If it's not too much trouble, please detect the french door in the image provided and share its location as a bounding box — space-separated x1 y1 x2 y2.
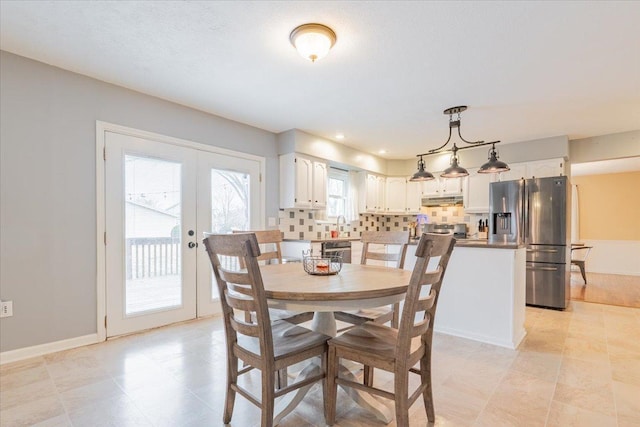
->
104 130 262 337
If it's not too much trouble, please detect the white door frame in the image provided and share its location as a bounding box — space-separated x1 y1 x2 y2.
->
96 121 266 341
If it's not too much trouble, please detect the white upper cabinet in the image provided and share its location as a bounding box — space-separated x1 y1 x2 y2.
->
440 176 463 195
498 162 527 182
526 158 565 178
498 158 565 182
406 179 423 213
463 168 497 213
358 172 386 213
279 153 327 209
421 175 463 197
422 177 440 196
312 161 327 208
384 177 407 214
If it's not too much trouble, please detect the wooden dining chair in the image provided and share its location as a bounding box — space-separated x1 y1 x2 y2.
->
334 230 410 329
232 229 313 325
325 233 456 426
571 245 593 284
203 232 330 427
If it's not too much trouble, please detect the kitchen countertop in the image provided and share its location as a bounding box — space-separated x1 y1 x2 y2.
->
284 237 523 249
453 239 524 249
284 237 361 243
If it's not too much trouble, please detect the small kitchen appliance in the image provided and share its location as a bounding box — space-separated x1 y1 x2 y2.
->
424 223 467 239
489 176 570 309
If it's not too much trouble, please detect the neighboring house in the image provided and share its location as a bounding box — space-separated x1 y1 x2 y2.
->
125 200 179 239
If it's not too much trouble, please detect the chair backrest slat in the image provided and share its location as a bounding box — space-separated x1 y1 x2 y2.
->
361 231 410 269
229 315 261 338
397 233 455 350
218 269 253 287
233 230 283 267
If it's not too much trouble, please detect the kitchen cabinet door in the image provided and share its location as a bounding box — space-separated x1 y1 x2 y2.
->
358 173 386 213
406 179 423 213
498 162 527 182
385 177 406 213
463 168 496 213
295 157 314 207
312 161 328 208
527 158 564 178
422 176 440 196
440 176 463 195
279 153 327 209
376 176 386 212
363 173 378 213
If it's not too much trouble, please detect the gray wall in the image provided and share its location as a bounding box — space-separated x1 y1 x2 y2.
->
0 51 279 352
569 130 640 164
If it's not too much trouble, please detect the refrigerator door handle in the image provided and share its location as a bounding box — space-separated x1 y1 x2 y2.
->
526 265 560 272
523 181 529 242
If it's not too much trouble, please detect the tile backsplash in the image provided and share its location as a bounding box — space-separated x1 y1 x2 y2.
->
279 208 488 240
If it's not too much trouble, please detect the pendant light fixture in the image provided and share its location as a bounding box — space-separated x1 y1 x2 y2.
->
409 155 435 181
289 23 337 62
478 143 510 174
410 106 509 181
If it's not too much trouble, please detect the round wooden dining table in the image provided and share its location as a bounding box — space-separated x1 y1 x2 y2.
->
259 262 414 424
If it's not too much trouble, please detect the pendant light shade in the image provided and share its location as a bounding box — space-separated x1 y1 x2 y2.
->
289 23 337 62
478 144 510 174
409 155 435 182
440 150 469 178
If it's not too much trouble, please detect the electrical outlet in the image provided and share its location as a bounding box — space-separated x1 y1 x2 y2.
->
0 300 13 318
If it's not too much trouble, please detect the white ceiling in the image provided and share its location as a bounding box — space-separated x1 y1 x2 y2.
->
1 1 639 159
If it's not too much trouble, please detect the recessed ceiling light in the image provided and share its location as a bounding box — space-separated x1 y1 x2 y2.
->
378 150 387 154
335 133 345 140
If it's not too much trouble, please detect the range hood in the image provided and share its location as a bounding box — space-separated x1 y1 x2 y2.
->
421 195 464 207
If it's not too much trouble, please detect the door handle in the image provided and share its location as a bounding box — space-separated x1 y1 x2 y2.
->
188 242 197 249
526 265 558 271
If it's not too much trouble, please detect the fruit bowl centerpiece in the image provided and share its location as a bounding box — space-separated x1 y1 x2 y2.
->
302 251 343 276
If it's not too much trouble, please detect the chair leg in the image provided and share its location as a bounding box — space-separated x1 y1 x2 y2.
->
391 302 400 329
326 346 338 425
223 356 238 423
262 368 275 427
321 352 330 424
394 370 410 427
276 369 288 389
363 365 374 387
420 355 435 423
579 263 587 284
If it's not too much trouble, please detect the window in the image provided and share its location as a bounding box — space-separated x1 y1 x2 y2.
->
327 168 348 218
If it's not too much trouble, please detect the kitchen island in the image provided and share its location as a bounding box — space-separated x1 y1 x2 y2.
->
282 237 527 349
406 240 527 349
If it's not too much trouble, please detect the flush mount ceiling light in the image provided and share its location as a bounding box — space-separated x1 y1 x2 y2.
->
410 106 509 181
289 23 337 62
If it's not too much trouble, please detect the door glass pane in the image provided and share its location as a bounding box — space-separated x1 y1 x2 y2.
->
124 155 182 314
210 169 250 298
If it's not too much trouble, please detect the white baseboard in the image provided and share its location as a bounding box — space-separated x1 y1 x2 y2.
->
434 325 526 350
0 334 100 365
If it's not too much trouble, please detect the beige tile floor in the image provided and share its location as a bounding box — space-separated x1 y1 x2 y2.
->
1 301 639 427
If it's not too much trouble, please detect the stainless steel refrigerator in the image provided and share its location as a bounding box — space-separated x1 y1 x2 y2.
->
489 176 570 309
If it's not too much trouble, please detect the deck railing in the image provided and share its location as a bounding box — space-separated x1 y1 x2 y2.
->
126 237 240 280
126 237 181 280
